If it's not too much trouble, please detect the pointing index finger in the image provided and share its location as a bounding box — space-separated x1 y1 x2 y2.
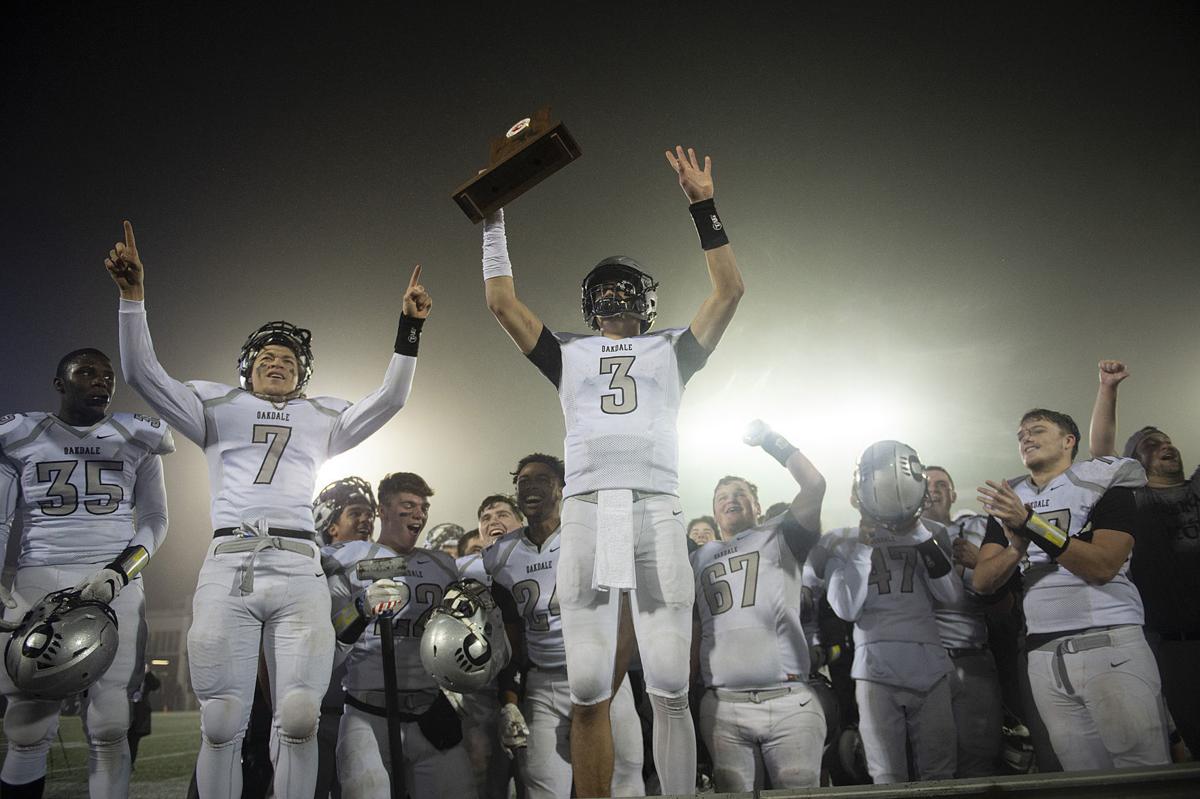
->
408 264 422 289
123 220 137 250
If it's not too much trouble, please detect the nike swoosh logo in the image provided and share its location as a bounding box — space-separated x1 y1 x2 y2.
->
672 510 683 516
549 546 560 553
1049 485 1061 491
1110 659 1130 668
96 434 112 439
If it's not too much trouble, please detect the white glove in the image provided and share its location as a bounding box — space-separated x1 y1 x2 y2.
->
498 702 529 756
362 578 406 618
75 567 126 604
743 418 772 447
0 583 19 632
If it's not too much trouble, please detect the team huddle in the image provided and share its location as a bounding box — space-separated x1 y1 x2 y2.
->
0 146 1195 799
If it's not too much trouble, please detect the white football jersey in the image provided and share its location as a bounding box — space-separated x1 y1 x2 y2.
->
529 327 707 496
326 540 459 692
984 457 1147 634
456 552 491 586
691 513 810 690
0 411 174 566
484 527 565 669
932 514 989 649
824 522 957 691
119 301 414 532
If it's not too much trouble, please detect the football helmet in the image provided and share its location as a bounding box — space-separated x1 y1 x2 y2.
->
419 579 510 693
424 522 465 553
580 257 658 334
237 320 314 395
313 477 377 539
4 589 119 701
854 440 928 529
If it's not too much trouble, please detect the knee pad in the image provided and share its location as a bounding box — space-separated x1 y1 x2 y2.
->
569 674 614 706
3 701 59 748
638 639 691 696
276 689 319 742
83 688 131 743
201 697 248 746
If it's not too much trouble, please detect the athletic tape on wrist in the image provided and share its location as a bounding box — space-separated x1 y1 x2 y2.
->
111 545 149 583
482 211 514 280
394 314 423 356
1023 510 1071 558
688 198 729 250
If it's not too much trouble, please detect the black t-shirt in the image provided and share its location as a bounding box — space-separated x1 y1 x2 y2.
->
1129 468 1200 636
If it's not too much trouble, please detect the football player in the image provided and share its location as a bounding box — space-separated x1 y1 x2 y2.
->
686 516 718 547
104 221 429 798
481 146 743 796
484 453 644 798
692 421 825 791
312 477 378 798
922 466 1003 776
818 442 960 783
1088 361 1200 758
974 408 1170 770
458 494 523 799
0 348 173 798
325 472 473 797
315 476 378 545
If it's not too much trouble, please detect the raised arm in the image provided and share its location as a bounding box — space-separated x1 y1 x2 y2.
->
1089 360 1128 458
482 210 545 354
665 146 745 353
743 419 824 559
328 264 428 455
106 221 206 444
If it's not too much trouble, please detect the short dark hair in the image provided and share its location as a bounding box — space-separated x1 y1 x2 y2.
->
511 453 566 487
925 465 953 488
1020 409 1081 461
378 472 434 506
56 348 111 381
714 475 759 503
457 528 481 558
477 494 523 522
687 515 717 533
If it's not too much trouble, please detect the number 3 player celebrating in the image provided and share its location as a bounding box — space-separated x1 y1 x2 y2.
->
105 221 430 798
482 146 744 796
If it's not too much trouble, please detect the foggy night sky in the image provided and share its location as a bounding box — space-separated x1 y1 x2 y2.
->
2 2 1196 611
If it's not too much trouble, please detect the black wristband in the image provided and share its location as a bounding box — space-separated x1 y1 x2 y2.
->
688 198 730 250
1021 510 1071 560
394 314 424 356
762 432 798 468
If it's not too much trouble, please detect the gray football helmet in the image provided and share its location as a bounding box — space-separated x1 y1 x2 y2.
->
419 579 510 693
854 440 928 529
4 589 119 700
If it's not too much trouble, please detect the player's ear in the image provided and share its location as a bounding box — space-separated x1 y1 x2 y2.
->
52 376 65 395
849 486 860 510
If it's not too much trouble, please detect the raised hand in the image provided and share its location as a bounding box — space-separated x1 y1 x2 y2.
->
104 220 145 300
403 264 432 319
743 419 772 447
1098 360 1130 389
664 146 715 203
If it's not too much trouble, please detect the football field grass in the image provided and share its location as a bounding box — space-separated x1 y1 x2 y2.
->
0 711 200 798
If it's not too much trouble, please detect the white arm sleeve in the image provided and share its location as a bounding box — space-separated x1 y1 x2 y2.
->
118 299 206 445
826 542 873 623
327 354 416 457
129 455 169 557
926 568 965 605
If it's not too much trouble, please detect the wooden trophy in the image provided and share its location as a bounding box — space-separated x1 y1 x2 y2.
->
452 107 581 223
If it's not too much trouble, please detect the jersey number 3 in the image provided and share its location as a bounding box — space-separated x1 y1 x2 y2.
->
599 356 638 415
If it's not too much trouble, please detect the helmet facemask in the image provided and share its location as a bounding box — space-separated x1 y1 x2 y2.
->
580 258 658 334
237 321 314 399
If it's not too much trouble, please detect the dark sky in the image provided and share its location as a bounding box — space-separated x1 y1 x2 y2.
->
3 2 1197 610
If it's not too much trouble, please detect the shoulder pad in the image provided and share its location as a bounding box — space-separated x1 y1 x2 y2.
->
304 396 352 416
112 412 176 455
648 326 689 342
0 413 41 450
185 380 241 402
555 330 589 346
1070 457 1147 491
330 539 375 567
